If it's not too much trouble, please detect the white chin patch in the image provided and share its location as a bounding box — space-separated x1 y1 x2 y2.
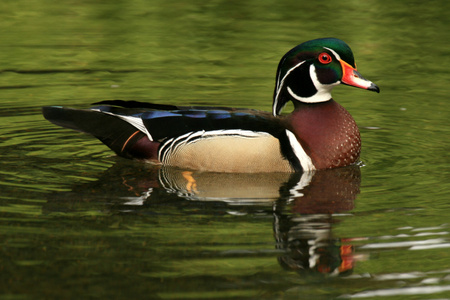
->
287 64 338 103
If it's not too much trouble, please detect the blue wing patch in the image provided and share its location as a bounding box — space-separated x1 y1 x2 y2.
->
142 111 183 119
105 107 282 142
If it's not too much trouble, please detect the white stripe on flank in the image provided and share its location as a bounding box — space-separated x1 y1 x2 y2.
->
158 130 271 163
165 130 205 161
158 136 175 163
285 129 315 171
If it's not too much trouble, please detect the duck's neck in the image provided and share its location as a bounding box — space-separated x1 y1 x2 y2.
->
287 100 361 169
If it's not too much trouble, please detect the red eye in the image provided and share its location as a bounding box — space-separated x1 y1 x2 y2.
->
318 52 332 64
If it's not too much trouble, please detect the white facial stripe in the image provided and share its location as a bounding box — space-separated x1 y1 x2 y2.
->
274 47 344 113
286 86 303 101
273 60 306 116
286 64 336 103
275 57 288 91
285 130 316 171
323 47 341 61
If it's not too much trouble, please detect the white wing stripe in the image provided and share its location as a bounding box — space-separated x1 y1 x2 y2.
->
98 111 153 141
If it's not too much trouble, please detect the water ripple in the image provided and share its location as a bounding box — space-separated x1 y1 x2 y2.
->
345 285 450 298
360 238 446 250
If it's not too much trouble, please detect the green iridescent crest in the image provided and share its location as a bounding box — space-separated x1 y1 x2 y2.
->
278 38 355 81
272 38 362 116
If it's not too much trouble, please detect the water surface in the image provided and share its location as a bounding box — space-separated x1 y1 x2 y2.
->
1 0 449 299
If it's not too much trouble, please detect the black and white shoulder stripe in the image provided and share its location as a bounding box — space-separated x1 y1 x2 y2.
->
285 130 315 172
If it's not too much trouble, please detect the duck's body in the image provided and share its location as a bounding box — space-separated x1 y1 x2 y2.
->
43 38 379 173
286 100 361 170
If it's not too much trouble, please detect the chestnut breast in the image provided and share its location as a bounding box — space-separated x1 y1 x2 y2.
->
286 100 361 169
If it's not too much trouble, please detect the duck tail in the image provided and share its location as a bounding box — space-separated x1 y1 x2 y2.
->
42 106 158 160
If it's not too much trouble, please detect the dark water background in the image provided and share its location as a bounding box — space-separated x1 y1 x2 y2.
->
0 1 449 299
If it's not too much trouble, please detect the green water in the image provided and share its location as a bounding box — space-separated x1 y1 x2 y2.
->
1 0 449 299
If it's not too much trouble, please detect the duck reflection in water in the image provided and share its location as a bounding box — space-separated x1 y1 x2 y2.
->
160 165 362 276
273 165 361 276
45 162 363 276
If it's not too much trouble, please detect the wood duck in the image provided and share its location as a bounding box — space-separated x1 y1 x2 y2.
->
43 38 379 173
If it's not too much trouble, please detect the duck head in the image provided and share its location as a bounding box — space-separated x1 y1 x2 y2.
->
273 38 379 116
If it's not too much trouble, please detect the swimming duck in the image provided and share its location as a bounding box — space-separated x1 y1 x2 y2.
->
43 38 379 173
